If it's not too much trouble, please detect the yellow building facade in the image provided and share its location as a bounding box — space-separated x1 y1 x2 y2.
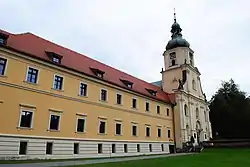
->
0 31 175 160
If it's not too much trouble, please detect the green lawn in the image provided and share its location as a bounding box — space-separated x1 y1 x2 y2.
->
66 148 250 167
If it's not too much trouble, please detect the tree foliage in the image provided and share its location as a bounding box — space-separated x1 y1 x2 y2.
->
209 79 250 139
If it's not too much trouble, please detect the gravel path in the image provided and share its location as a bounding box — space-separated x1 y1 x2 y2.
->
0 153 193 167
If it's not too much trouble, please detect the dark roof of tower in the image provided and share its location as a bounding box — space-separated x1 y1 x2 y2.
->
165 13 190 50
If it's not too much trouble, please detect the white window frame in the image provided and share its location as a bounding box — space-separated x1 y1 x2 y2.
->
18 109 35 129
75 114 87 133
79 81 88 97
132 97 138 109
0 56 8 76
48 111 62 131
115 120 123 135
145 101 150 112
157 105 161 114
98 118 107 135
52 74 64 91
131 123 138 137
116 93 123 105
145 125 151 137
25 65 40 84
100 88 108 102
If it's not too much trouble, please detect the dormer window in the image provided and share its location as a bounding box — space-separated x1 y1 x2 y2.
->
0 33 9 45
145 88 157 96
90 67 105 78
120 79 133 88
45 51 63 64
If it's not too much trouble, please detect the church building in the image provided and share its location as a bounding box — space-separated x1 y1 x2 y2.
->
153 13 212 148
0 13 211 160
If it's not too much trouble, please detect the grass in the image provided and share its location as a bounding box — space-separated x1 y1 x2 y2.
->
65 148 250 167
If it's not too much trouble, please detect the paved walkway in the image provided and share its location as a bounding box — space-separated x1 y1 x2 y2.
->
0 153 193 167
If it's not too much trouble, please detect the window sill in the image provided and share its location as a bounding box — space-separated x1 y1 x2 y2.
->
17 127 33 130
132 135 138 137
131 107 138 110
115 134 122 136
98 133 107 135
115 103 123 106
23 80 38 85
47 129 60 132
78 94 88 98
51 88 64 92
75 131 86 134
99 100 108 103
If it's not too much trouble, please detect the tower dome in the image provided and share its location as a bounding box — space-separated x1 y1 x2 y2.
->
166 13 190 50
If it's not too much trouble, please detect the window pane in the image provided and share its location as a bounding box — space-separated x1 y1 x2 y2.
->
19 141 28 155
49 115 60 130
20 111 33 128
46 142 53 154
0 58 7 75
77 119 85 132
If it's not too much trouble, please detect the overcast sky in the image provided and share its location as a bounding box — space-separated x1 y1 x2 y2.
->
1 0 250 100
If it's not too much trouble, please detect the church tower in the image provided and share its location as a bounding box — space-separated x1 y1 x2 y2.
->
161 12 212 148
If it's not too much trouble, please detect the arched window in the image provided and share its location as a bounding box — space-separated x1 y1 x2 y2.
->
184 104 188 116
192 79 196 90
196 108 199 118
204 111 207 121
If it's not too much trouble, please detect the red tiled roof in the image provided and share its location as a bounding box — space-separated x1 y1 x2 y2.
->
0 29 176 105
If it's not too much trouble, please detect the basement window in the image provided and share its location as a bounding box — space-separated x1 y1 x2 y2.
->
98 144 103 153
19 141 28 155
112 144 116 153
149 144 152 152
46 142 53 155
124 144 128 153
74 143 79 154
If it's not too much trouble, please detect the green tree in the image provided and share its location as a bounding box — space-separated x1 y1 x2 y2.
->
209 79 250 139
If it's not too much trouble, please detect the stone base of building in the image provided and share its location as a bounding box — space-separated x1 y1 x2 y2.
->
0 134 173 160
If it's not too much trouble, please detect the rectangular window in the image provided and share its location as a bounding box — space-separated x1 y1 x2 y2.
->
26 67 38 83
132 125 137 136
79 82 87 96
0 38 4 45
157 106 160 114
137 144 140 152
146 127 150 137
98 143 102 153
112 144 116 153
149 144 152 152
132 98 137 108
124 144 128 153
158 128 162 137
161 144 164 151
146 102 149 111
0 57 7 75
74 143 79 154
53 75 63 90
116 94 122 104
168 129 171 138
19 111 33 128
99 121 106 134
116 123 121 135
100 89 107 101
167 108 170 116
46 142 53 155
77 118 85 132
19 141 28 155
49 114 60 130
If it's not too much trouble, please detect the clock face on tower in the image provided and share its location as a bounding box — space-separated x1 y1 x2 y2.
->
169 52 176 59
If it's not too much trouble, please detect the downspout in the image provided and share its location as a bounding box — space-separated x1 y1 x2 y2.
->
171 102 177 153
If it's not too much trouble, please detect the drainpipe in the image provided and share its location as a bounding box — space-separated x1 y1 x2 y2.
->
171 103 177 153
